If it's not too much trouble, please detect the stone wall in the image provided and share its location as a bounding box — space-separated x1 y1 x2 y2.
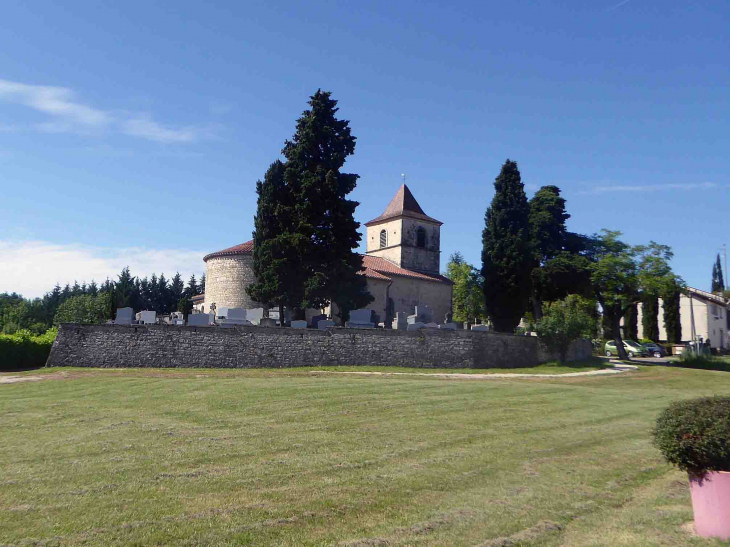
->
204 255 260 311
47 324 592 370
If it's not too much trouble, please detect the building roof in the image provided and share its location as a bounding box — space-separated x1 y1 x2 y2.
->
203 240 254 262
359 255 452 284
364 184 442 226
687 287 729 306
191 294 205 302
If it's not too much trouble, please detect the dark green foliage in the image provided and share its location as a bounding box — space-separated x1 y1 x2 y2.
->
169 273 185 311
199 274 206 294
535 296 596 362
625 303 638 340
177 297 192 321
663 284 682 343
282 90 371 313
0 328 57 370
446 253 487 325
641 295 659 341
529 185 569 263
653 396 730 477
185 274 198 299
531 252 593 306
602 312 615 340
712 254 725 293
53 293 112 325
481 160 532 332
115 267 136 309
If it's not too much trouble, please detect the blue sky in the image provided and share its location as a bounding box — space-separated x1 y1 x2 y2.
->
1 0 728 298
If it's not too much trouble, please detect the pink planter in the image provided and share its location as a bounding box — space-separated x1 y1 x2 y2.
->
689 471 730 539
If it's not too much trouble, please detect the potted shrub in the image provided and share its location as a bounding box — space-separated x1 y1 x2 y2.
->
652 396 730 539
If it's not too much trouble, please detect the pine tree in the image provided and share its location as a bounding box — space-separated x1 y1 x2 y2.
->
148 274 158 311
481 160 532 332
246 159 304 319
61 284 72 304
198 274 205 295
116 267 136 309
87 280 98 297
157 273 170 313
71 281 82 297
185 274 198 299
280 90 371 318
712 254 725 293
641 294 660 342
663 284 682 343
169 273 185 310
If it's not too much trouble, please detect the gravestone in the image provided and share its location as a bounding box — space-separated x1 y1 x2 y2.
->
188 313 214 327
115 307 134 325
346 309 375 329
424 322 440 329
392 312 408 330
317 320 336 330
139 311 157 325
221 320 252 328
471 325 489 332
225 308 248 325
246 308 264 325
311 314 327 329
290 320 308 329
259 317 277 328
407 305 432 324
407 322 425 331
439 322 457 330
217 307 229 319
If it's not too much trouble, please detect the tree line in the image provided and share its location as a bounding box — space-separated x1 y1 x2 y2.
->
448 159 685 361
0 269 205 334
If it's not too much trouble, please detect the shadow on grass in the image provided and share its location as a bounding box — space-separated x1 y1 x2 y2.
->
0 364 45 374
670 355 730 373
541 356 613 370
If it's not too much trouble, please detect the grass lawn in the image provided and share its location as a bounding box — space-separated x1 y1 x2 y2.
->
2 365 730 546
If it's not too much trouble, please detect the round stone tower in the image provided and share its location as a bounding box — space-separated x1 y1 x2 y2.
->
203 240 260 311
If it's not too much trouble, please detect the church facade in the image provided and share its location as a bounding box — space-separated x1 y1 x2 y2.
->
199 184 453 325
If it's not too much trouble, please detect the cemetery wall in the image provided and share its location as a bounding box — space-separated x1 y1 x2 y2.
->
47 324 592 370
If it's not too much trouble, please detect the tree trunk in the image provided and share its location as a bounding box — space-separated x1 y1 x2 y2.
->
532 294 543 322
278 303 285 327
612 312 629 360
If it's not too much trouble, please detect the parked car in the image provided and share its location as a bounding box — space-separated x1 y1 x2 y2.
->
605 340 649 358
643 342 666 358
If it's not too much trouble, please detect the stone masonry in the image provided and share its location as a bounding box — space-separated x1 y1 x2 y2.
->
204 255 260 311
47 324 592 370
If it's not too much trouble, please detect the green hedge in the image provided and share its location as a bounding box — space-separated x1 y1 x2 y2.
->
0 328 57 370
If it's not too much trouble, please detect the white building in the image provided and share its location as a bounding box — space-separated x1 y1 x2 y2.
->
637 287 729 349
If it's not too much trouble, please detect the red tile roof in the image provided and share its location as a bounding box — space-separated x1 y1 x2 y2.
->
359 255 452 284
365 184 442 226
203 240 254 262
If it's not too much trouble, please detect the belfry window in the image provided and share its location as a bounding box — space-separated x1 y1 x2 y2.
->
416 227 426 248
379 229 387 248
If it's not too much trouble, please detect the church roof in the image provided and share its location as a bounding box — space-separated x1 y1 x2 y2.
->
360 255 453 285
203 240 254 262
364 184 442 226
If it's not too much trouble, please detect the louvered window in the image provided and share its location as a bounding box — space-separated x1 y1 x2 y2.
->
379 229 387 248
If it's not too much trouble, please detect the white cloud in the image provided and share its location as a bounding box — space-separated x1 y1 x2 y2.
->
0 240 207 299
0 78 214 143
584 182 718 194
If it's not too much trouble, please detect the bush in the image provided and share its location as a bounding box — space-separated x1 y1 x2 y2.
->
0 327 57 370
653 396 730 478
675 353 730 372
536 296 595 362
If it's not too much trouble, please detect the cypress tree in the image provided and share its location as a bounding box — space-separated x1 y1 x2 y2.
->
712 254 725 293
280 90 372 318
663 285 682 343
246 159 305 320
624 303 638 340
641 294 660 341
481 160 532 332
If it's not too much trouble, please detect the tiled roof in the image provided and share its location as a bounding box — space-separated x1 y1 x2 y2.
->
688 287 729 305
359 255 452 284
365 184 442 226
191 294 205 302
203 240 254 262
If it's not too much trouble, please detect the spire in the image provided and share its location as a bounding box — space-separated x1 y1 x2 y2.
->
365 184 442 226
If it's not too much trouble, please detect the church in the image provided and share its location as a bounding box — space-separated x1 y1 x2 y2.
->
197 184 453 325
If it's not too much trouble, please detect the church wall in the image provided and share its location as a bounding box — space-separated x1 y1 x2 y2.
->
365 219 403 264
400 218 440 273
387 277 452 324
48 323 592 370
204 255 260 311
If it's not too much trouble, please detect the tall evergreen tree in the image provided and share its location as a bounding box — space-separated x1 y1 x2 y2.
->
641 295 660 341
280 90 371 318
185 274 198 299
148 273 159 311
663 283 682 344
116 267 136 309
246 160 305 319
481 159 532 331
157 273 170 313
169 273 185 310
198 274 206 295
61 284 72 304
87 280 98 297
71 281 82 297
712 254 725 293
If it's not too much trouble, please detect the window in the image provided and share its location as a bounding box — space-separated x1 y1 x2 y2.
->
416 227 426 248
379 229 387 248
